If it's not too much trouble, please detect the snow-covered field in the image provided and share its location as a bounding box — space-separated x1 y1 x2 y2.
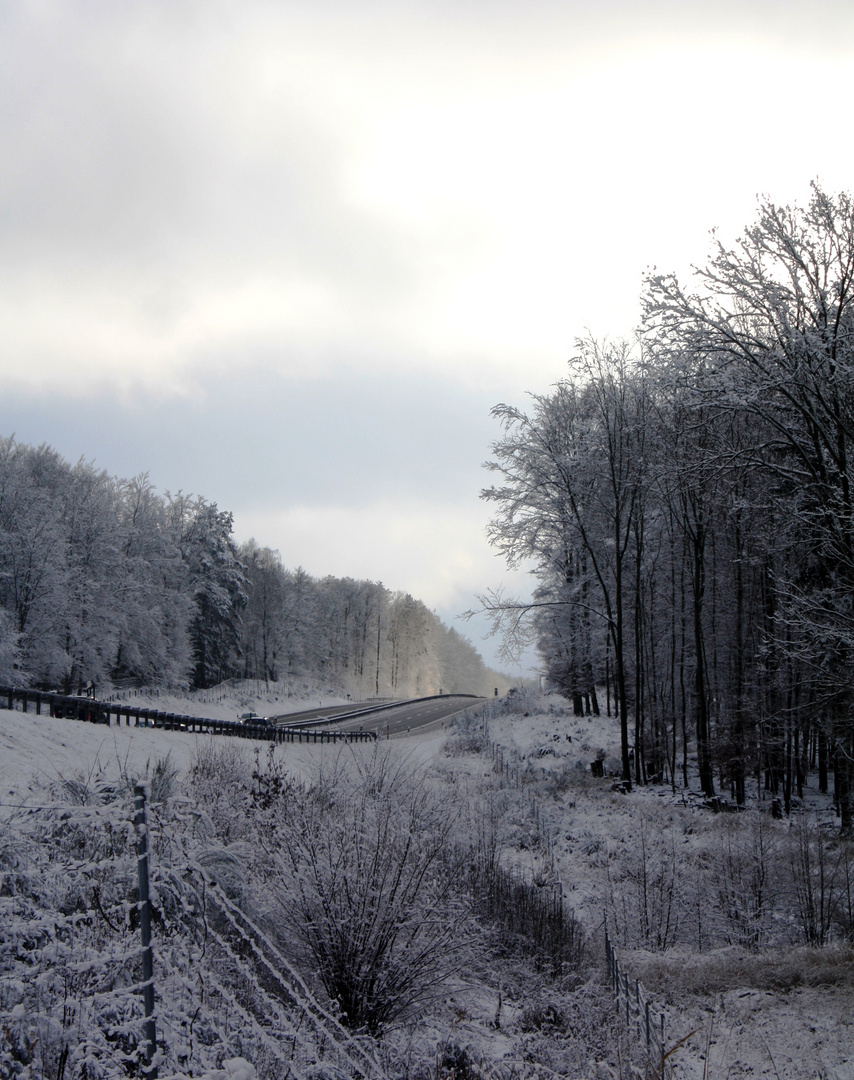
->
2 685 853 1078
0 683 342 806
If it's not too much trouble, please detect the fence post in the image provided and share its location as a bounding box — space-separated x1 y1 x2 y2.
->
134 784 157 1076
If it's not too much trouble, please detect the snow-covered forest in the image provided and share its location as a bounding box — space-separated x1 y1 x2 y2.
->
0 441 505 698
4 185 854 1080
481 185 854 829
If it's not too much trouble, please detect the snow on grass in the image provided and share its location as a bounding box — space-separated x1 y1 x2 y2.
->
3 683 854 1077
468 690 854 1080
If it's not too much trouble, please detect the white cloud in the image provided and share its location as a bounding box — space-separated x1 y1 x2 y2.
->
3 3 853 396
233 497 499 611
2 0 853 674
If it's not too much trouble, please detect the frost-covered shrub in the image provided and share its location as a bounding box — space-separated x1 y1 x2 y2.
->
257 746 476 1035
436 1042 483 1080
445 711 487 755
519 1000 567 1032
497 688 549 717
186 739 252 842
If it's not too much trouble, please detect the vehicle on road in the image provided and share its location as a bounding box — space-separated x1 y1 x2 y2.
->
238 711 272 727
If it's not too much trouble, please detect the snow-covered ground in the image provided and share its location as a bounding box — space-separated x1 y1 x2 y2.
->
473 693 854 1080
2 685 853 1078
0 682 445 808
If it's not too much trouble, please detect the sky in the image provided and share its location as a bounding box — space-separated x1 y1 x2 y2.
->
2 0 853 677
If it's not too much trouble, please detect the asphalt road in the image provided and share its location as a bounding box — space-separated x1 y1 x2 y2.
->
334 695 487 737
269 695 486 737
268 702 390 726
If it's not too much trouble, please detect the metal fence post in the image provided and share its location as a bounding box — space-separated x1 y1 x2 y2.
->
134 784 157 1076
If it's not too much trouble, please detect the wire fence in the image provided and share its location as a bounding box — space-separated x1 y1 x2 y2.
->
479 719 690 1080
0 785 386 1080
603 926 679 1080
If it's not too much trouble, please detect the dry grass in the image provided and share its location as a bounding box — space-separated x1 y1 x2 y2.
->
624 943 854 998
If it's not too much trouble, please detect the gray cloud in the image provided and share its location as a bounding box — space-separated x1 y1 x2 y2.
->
0 365 502 510
2 0 853 678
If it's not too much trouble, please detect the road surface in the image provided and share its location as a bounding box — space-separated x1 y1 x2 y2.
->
272 695 486 738
335 695 486 737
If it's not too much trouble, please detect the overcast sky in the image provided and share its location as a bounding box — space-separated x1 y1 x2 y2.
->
2 0 853 676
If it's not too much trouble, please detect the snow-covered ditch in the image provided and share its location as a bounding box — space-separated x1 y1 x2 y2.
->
1 684 852 1078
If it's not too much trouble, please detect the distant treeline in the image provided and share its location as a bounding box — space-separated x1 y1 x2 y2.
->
0 436 505 697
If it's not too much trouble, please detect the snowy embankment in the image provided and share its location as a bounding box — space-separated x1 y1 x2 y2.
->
3 686 854 1078
474 693 854 1080
0 683 331 806
0 682 443 808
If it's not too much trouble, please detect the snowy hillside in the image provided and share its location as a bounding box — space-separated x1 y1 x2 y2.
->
2 689 853 1079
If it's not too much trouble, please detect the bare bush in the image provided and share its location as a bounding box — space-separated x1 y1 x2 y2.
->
709 812 780 950
257 746 477 1035
607 813 681 951
788 813 854 946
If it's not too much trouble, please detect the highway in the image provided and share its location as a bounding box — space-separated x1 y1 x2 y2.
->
269 702 383 726
334 695 486 737
272 695 486 738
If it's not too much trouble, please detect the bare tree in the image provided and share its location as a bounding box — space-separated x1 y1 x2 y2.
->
645 183 854 826
480 340 647 785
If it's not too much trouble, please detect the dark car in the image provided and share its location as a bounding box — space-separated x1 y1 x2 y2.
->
239 712 272 727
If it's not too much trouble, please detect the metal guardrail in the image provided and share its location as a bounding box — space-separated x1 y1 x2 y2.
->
0 687 377 743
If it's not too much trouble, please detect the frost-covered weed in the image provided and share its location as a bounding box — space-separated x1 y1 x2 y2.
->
0 768 386 1080
625 943 854 998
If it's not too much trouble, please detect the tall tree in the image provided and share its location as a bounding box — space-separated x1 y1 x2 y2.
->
174 497 247 689
645 184 854 825
482 341 646 785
